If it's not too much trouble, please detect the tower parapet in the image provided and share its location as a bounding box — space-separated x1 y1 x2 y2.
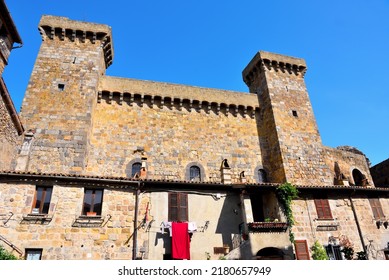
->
243 51 306 93
38 15 113 68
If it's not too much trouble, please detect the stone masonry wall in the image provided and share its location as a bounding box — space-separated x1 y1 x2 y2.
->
292 193 389 259
370 158 389 187
0 182 150 260
0 94 20 170
324 146 374 186
87 94 263 182
19 22 108 174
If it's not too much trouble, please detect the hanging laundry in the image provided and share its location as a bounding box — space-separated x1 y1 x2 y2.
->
172 222 190 260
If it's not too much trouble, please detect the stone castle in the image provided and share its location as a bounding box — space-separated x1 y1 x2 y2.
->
1 9 388 260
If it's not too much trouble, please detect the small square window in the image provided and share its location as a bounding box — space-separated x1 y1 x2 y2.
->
25 249 42 260
58 83 65 91
82 189 103 216
292 110 298 117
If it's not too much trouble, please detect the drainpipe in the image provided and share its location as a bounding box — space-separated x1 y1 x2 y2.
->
349 192 367 258
132 182 141 260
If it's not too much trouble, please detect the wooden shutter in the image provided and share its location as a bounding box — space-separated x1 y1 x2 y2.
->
295 240 310 260
314 199 332 219
168 193 188 221
369 198 384 219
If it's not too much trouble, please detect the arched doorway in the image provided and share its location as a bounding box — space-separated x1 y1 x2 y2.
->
255 247 285 260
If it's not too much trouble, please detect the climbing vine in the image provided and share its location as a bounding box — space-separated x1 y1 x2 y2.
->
276 182 299 243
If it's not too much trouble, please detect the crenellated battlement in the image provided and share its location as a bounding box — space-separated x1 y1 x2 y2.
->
98 76 259 117
38 15 113 68
242 51 306 89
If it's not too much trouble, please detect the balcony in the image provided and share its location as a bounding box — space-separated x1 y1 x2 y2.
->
247 222 288 233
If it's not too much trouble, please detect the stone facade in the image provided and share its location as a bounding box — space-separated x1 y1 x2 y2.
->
371 158 389 187
0 84 21 170
0 0 24 170
0 14 388 260
293 191 389 260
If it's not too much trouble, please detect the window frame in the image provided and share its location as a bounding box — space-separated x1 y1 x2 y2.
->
257 169 268 183
325 245 343 260
25 248 43 260
189 165 201 182
82 188 103 216
314 198 333 220
131 162 142 178
168 192 188 222
32 186 53 214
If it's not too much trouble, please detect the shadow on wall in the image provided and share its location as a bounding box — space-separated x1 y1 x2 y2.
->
215 193 252 257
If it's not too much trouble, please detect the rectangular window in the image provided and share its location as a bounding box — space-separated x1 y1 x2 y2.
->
82 189 103 216
314 199 333 219
25 249 42 260
32 186 53 214
294 240 310 260
168 192 188 222
369 198 385 219
325 245 343 260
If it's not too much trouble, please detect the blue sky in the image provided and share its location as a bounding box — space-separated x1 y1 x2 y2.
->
3 0 389 166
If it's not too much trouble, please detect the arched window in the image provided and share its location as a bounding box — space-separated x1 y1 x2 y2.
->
189 166 201 182
132 162 142 178
258 169 268 183
352 169 364 186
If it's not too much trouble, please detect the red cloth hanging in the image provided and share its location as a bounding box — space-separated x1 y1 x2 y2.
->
172 222 190 260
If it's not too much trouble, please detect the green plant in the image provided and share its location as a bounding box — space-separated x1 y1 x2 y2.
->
205 252 211 260
276 182 299 243
311 240 329 260
0 245 18 260
341 247 354 260
356 251 367 260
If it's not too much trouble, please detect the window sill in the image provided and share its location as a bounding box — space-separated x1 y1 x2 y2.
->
72 215 104 228
21 214 52 224
78 215 102 219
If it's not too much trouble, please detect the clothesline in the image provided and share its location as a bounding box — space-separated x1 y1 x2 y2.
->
160 221 197 236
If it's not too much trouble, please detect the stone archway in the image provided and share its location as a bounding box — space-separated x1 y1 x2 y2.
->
255 247 285 260
352 169 364 186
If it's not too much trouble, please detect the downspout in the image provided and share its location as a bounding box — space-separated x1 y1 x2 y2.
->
349 191 367 257
132 181 141 260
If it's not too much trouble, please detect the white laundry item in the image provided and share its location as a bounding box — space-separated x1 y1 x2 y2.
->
160 221 172 236
187 222 197 233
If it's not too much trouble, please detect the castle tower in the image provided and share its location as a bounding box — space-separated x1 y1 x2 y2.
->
243 51 332 185
17 16 113 174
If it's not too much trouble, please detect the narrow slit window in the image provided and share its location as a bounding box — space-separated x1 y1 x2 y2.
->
292 110 298 117
58 83 65 91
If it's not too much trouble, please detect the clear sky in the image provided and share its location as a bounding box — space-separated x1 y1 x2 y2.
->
3 0 389 166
